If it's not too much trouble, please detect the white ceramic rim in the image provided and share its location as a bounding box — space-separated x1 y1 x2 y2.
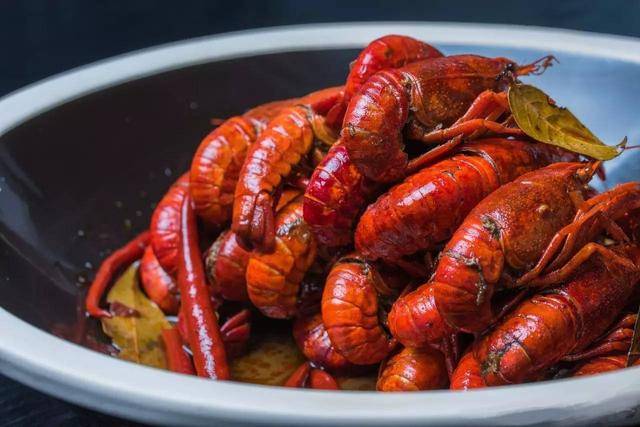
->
2 22 640 426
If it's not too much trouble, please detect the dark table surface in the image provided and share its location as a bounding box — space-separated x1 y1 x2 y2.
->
2 0 640 425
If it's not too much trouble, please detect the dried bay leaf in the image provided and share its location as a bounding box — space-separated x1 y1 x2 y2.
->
230 331 305 386
508 84 623 160
337 375 377 391
101 262 171 369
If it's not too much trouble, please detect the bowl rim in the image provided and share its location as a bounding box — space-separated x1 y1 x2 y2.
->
2 22 640 425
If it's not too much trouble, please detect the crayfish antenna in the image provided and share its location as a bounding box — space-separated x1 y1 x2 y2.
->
627 307 640 367
516 55 558 76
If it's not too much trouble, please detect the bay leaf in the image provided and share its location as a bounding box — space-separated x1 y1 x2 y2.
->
337 375 378 391
101 262 171 369
230 331 305 386
508 84 623 160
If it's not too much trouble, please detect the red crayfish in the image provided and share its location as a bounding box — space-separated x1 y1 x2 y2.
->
232 87 341 251
451 245 640 387
190 98 295 226
342 54 554 182
321 254 407 365
245 195 317 319
304 35 442 247
377 346 448 392
84 33 640 393
356 138 577 264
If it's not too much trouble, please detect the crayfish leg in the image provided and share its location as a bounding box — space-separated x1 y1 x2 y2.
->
405 90 519 146
527 243 637 288
308 369 340 390
284 362 312 387
405 136 464 175
416 118 523 145
452 91 509 125
519 182 640 285
571 355 633 377
442 331 461 378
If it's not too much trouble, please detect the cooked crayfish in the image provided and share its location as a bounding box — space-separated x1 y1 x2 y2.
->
304 143 375 247
430 164 640 334
387 283 460 372
190 98 295 226
377 346 448 391
245 195 317 318
293 312 353 373
205 230 250 302
321 254 407 365
342 54 554 182
85 33 640 392
284 362 339 389
390 166 640 368
356 138 577 263
325 34 443 129
206 189 303 302
304 35 443 247
140 245 179 314
232 87 341 251
564 313 640 376
149 173 190 275
571 355 640 377
452 245 640 387
449 351 485 390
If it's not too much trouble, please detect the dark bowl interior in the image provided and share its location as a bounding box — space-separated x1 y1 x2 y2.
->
1 45 639 351
0 48 358 340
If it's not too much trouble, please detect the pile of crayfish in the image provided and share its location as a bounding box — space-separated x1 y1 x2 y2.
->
86 34 640 391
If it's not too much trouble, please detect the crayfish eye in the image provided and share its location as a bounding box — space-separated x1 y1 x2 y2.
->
496 63 517 84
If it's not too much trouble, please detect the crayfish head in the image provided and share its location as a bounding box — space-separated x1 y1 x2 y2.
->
575 161 602 185
495 55 557 88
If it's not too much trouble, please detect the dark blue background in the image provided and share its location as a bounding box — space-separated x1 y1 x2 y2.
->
3 0 640 97
1 1 639 425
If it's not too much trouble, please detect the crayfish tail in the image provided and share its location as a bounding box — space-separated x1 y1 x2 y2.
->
450 351 486 390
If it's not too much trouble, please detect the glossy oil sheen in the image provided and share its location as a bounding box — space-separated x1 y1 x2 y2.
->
0 49 356 337
0 23 639 426
0 45 639 372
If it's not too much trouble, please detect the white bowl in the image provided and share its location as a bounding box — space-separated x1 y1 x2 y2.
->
2 22 640 426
